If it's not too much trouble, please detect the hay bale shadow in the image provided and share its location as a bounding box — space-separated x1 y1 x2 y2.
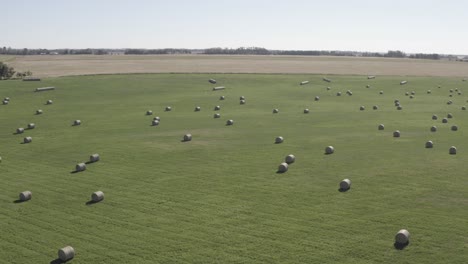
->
394 242 409 250
276 170 286 174
70 170 80 174
85 200 98 206
338 188 349 192
49 258 64 264
13 199 26 203
85 161 94 165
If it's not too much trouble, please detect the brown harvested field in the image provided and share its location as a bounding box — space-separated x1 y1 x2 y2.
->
7 54 468 77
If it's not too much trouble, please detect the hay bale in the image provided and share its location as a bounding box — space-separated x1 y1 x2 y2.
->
16 128 24 134
339 179 351 190
449 94 453 97
304 109 310 114
425 140 433 148
336 92 342 96
214 113 221 118
394 99 400 104
366 85 370 88
195 106 201 111
226 119 234 125
92 191 104 202
36 109 43 115
219 96 225 100
325 146 334 154
214 105 221 110
278 162 288 173
432 115 438 120
89 154 100 162
400 81 407 85
393 130 401 137
23 77 41 81
4 97 10 101
46 100 53 105
378 124 385 130
275 136 284 144
273 108 279 114
379 91 384 94
450 89 454 93
449 146 457 155
212 86 225 91
315 96 320 101
451 125 458 131
442 118 448 123
153 116 160 121
347 91 353 96
430 126 437 132
152 120 160 126
146 110 153 115
323 78 331 83
300 81 309 85
35 87 55 92
462 106 466 110
24 137 32 143
73 120 81 126
326 87 331 90
240 100 246 105
405 92 409 96
209 79 217 84
447 113 453 118
58 246 75 262
427 90 431 94
239 96 245 100
165 106 172 111
19 191 32 201
285 154 295 164
395 229 410 244
411 91 415 95
397 106 403 110
2 100 8 105
183 134 192 141
360 106 365 111
368 76 376 79
76 163 86 172
28 123 35 129
373 105 378 110
410 95 414 99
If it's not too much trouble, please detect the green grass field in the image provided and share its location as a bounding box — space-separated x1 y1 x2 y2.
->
0 74 467 263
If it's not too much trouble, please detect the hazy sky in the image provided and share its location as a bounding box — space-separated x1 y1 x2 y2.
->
4 0 468 54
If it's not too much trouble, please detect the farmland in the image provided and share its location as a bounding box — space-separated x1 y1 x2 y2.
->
0 73 467 263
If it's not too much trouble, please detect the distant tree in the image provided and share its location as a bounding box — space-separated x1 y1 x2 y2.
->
0 62 16 80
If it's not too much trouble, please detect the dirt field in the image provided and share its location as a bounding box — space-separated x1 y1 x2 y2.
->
6 54 468 77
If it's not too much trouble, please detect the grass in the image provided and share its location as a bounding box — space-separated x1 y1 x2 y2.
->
0 74 467 263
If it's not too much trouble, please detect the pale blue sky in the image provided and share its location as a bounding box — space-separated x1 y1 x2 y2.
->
3 0 468 54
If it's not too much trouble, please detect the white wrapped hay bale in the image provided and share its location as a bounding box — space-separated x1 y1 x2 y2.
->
214 113 221 118
451 125 458 131
226 119 234 125
449 146 457 155
278 162 288 173
240 100 246 105
3 100 9 105
24 137 32 143
92 191 104 202
19 191 32 201
339 179 351 190
395 229 410 244
73 120 81 126
165 106 172 111
214 105 221 110
300 81 309 85
393 130 401 137
212 86 225 91
239 96 245 100
378 124 385 130
275 136 284 144
28 123 35 129
325 146 334 154
304 109 310 114
425 140 433 148
58 246 75 262
146 110 153 115
400 81 407 85
273 108 279 113
194 106 201 111
183 134 192 142
36 109 43 115
4 97 10 101
90 154 100 162
16 128 24 134
76 163 86 172
46 100 53 105
153 116 160 121
430 126 437 132
285 154 295 164
152 120 160 126
368 76 376 79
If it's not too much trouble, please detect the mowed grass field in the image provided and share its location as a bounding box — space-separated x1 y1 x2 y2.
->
0 74 467 263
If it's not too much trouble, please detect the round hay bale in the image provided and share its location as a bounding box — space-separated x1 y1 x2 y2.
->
373 105 378 110
395 102 400 106
152 120 160 126
275 136 284 144
304 109 310 114
348 91 353 96
393 130 401 137
462 106 466 110
285 154 295 164
273 108 279 113
450 89 454 93
395 229 410 244
427 90 431 94
409 95 414 99
347 90 353 96
405 92 409 96
240 100 246 105
451 125 458 131
449 94 453 97
58 246 75 262
24 137 32 143
73 120 81 126
4 97 10 101
442 118 448 123
315 96 320 101
36 109 43 115
76 163 86 172
455 88 459 91
449 146 457 155
326 87 331 90
219 95 225 100
359 106 365 111
226 119 234 125
3 100 9 105
214 105 221 110
339 179 351 190
165 106 172 111
397 106 403 110
46 100 53 105
89 154 100 162
432 115 438 120
379 91 384 94
447 113 453 118
19 191 32 201
28 123 35 129
153 116 160 121
447 100 453 105
239 96 245 100
146 110 153 115
458 92 462 95
183 134 192 141
194 106 201 111
394 99 400 104
430 126 437 132
425 140 433 148
336 92 342 96
16 128 24 134
278 162 288 173
91 191 104 202
214 113 221 118
411 91 415 95
366 85 370 88
325 146 334 154
378 124 385 130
